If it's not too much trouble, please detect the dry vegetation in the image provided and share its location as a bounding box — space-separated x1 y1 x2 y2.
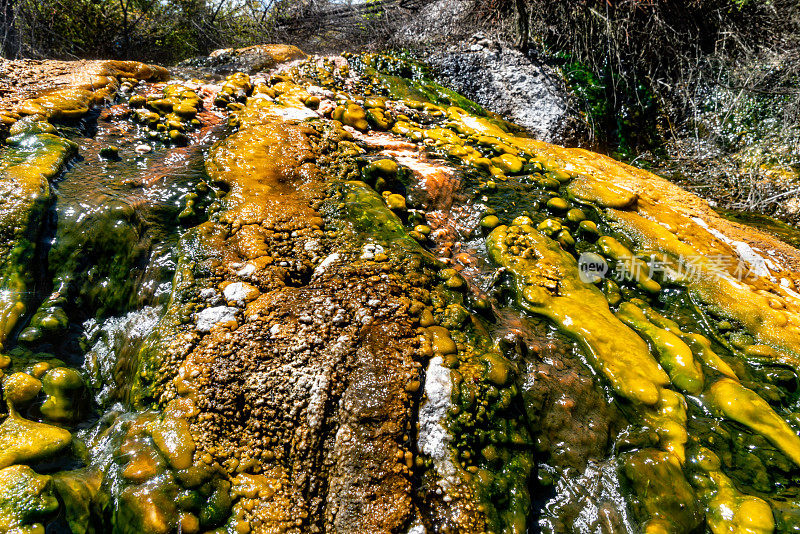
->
0 0 414 62
465 0 800 216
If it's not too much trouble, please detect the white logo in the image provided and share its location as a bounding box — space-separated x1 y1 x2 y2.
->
578 252 608 283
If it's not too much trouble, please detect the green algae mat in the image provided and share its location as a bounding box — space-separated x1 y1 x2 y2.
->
1 47 800 533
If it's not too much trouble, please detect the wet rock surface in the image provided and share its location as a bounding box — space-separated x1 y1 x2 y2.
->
0 59 113 110
1 45 800 534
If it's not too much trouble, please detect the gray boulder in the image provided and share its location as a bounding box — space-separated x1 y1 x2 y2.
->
426 34 573 141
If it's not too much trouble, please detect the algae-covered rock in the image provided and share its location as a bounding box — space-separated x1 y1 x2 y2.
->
546 196 570 212
115 484 177 534
194 44 307 75
366 107 393 130
385 193 406 211
215 73 252 107
427 326 458 356
621 449 702 533
0 133 78 351
0 465 59 533
40 367 85 423
481 353 514 386
99 60 169 82
198 479 232 529
643 306 739 380
642 388 689 464
99 145 120 159
0 408 72 468
342 181 415 246
332 101 369 131
491 153 523 174
362 158 408 193
705 473 775 534
14 48 800 534
617 302 705 395
8 118 56 137
709 378 800 467
128 95 146 108
52 469 103 534
596 235 661 294
18 304 69 343
149 416 195 470
566 175 638 209
688 447 775 534
3 372 42 408
486 222 669 405
480 214 501 230
17 88 94 121
605 208 800 368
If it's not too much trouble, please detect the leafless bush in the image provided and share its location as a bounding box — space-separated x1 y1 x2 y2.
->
2 0 413 61
460 1 797 150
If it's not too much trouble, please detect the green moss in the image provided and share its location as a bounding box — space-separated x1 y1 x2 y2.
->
559 60 661 158
343 52 493 118
199 479 231 528
338 181 417 249
441 322 534 533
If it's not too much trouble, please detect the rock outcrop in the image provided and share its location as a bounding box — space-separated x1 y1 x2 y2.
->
425 34 572 141
1 45 800 533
